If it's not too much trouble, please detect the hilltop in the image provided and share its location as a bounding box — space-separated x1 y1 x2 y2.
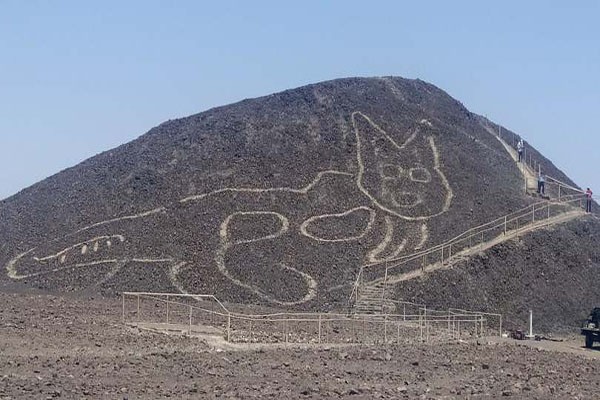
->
0 77 597 331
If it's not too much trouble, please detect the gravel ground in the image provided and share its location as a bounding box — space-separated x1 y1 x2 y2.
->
2 291 600 399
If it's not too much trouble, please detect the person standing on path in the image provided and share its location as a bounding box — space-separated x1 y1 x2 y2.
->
537 172 545 195
517 139 524 163
586 188 593 212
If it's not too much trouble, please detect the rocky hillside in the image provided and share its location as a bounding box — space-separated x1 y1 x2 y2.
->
0 77 596 330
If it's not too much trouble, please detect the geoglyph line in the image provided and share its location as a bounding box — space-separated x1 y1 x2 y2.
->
220 211 290 245
6 111 455 306
366 216 407 263
34 235 125 262
180 170 353 204
299 206 376 242
352 111 454 221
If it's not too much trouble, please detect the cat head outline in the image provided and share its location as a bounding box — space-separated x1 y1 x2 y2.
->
352 111 453 220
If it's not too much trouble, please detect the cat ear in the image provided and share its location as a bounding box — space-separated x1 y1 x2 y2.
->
352 112 453 220
352 112 418 154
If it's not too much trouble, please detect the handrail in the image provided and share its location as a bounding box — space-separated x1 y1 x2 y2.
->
364 194 584 269
350 195 586 307
382 197 583 275
123 291 230 313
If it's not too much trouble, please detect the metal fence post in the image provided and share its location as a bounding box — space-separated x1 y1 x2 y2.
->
166 295 169 324
188 305 192 335
384 315 388 344
318 314 322 344
381 263 388 312
480 315 484 337
558 185 561 200
227 313 231 342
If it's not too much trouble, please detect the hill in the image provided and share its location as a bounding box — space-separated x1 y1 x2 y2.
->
0 77 597 331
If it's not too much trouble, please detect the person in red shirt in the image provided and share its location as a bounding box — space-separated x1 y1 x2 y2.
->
586 188 593 213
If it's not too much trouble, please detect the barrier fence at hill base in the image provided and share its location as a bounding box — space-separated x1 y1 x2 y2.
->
122 292 502 345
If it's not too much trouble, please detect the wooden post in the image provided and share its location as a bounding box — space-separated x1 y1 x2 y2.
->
558 185 561 200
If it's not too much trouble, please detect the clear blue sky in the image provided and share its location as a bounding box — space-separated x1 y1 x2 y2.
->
1 1 598 200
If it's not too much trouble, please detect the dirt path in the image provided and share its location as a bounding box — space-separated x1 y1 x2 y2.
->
2 291 600 399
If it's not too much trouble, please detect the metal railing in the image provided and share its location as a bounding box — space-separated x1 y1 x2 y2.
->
350 195 587 308
122 292 500 344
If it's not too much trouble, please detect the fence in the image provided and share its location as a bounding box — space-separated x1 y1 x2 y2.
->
350 195 587 308
121 292 499 345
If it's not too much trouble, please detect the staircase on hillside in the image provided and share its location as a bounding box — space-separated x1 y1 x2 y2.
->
354 281 395 314
352 204 586 314
350 121 589 315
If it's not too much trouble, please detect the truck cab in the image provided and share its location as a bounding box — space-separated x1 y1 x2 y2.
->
581 307 600 348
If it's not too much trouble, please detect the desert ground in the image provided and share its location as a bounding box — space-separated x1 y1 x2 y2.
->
1 290 600 399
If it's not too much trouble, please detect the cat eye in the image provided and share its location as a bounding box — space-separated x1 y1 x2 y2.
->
379 163 404 179
409 167 432 183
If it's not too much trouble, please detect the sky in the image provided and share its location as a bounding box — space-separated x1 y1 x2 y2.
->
0 1 598 200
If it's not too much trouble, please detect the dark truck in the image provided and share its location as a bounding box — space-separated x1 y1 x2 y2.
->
581 308 600 348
